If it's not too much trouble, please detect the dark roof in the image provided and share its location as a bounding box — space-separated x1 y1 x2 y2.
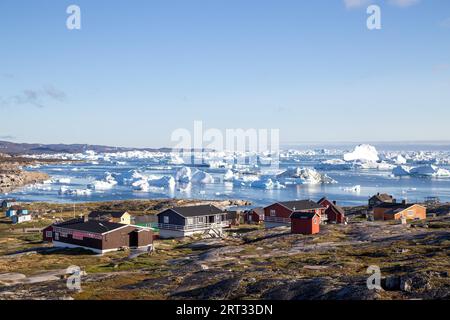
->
291 212 318 219
54 220 126 234
375 202 413 209
165 205 225 218
251 207 265 216
370 193 393 202
133 215 157 224
277 200 323 211
88 211 128 219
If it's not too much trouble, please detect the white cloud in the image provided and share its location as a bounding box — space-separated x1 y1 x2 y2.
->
387 0 420 7
343 0 420 9
344 0 372 9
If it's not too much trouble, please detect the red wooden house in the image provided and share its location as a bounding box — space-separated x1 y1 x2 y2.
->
318 197 346 224
244 207 264 224
264 200 325 229
291 212 320 235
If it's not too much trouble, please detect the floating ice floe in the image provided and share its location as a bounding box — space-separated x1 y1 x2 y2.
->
357 161 395 171
342 185 361 193
392 165 412 177
191 170 214 184
148 176 176 189
59 186 92 196
223 169 237 182
175 167 192 183
394 155 407 165
315 159 353 171
88 172 118 190
250 178 285 189
277 167 337 185
392 164 450 177
344 144 379 162
56 178 71 184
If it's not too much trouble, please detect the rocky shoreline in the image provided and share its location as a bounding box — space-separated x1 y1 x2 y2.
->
0 154 64 194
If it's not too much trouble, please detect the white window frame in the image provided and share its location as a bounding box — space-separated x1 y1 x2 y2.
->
270 210 276 217
163 216 169 224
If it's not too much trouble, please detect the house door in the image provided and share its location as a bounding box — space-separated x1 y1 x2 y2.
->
208 216 215 224
129 231 139 247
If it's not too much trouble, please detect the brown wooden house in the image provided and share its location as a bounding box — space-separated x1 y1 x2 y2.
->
318 197 346 224
373 201 426 221
369 193 394 208
264 200 326 228
43 217 153 254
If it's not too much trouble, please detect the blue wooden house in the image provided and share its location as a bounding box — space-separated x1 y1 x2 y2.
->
2 199 17 209
11 214 32 224
6 206 28 218
157 204 229 238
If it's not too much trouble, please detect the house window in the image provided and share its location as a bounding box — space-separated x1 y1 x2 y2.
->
270 210 276 217
46 231 52 238
197 216 205 224
407 210 414 217
163 216 169 224
187 218 194 225
54 233 59 241
313 217 318 224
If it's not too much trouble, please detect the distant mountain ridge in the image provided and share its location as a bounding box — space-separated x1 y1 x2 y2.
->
0 140 172 155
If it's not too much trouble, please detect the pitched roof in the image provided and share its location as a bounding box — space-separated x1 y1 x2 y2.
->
55 220 126 234
166 205 225 218
133 215 157 224
251 207 265 216
370 193 393 202
375 202 413 209
88 211 128 219
291 212 319 219
277 200 323 212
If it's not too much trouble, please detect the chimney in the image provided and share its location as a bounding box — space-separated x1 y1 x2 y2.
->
402 199 407 205
393 199 397 204
377 192 380 196
83 215 89 223
333 201 337 205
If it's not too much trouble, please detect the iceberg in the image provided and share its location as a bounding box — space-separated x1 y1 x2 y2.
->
392 165 411 177
315 159 353 171
410 165 450 177
191 170 214 184
342 185 361 193
250 178 285 189
148 176 176 189
88 172 118 190
59 186 92 196
395 155 407 165
277 167 337 185
344 144 379 162
223 169 237 182
175 167 192 183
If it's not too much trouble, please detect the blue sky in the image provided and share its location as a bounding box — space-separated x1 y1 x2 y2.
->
1 0 449 148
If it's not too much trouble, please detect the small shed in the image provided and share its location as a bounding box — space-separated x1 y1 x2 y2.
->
291 212 320 235
245 207 265 224
11 214 32 224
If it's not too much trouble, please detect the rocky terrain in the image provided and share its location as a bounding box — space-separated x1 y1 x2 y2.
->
0 205 448 300
0 154 74 193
